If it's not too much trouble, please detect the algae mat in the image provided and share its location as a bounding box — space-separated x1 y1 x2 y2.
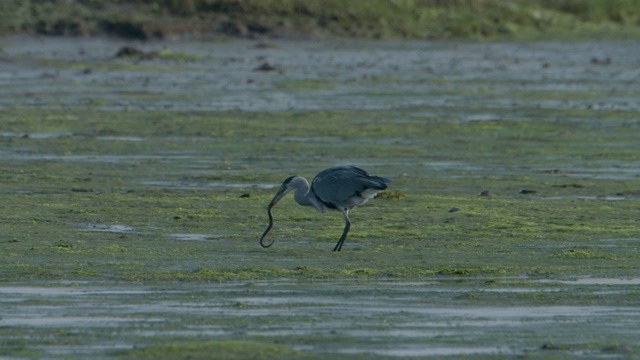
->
1 36 639 358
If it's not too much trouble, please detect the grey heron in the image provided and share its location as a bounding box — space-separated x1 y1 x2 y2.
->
259 165 389 251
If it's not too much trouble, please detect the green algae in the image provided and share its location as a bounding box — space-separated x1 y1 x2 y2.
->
121 340 311 360
1 105 639 283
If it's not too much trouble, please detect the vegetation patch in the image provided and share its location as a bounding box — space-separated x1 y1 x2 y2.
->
2 0 640 39
120 340 311 360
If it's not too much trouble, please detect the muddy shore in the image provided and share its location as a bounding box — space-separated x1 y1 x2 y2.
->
1 35 639 358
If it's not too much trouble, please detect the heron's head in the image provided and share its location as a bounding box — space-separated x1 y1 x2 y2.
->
268 176 298 208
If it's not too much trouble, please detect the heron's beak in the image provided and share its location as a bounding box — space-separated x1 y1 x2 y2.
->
267 184 292 209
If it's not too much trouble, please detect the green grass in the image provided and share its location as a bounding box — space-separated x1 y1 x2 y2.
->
2 0 640 39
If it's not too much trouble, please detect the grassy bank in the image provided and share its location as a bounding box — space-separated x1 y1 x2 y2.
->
1 0 640 40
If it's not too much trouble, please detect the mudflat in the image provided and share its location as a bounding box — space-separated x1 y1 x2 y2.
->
1 36 639 358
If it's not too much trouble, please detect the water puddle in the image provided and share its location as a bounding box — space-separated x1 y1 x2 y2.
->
339 346 512 357
600 238 640 243
542 195 629 201
0 131 74 139
83 224 134 234
142 180 276 190
538 277 640 285
0 132 143 142
96 136 145 142
1 316 154 327
0 286 154 296
166 233 217 241
458 113 502 123
540 165 640 181
1 154 184 163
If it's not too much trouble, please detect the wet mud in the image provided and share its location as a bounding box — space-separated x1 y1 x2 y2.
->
2 279 640 358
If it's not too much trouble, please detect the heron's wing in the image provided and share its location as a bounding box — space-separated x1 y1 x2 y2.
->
311 166 388 209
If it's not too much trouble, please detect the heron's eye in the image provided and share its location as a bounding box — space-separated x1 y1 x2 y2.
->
282 176 296 188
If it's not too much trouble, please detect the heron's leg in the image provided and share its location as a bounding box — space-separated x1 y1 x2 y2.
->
333 209 350 252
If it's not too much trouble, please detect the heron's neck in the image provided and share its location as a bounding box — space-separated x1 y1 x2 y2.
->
292 177 312 206
291 177 324 212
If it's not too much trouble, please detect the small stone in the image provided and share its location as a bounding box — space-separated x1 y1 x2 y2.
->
253 62 282 72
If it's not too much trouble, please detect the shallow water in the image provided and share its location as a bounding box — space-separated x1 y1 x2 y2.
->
1 280 639 358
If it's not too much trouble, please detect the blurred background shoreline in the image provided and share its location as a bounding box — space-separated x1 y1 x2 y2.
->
2 0 640 41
